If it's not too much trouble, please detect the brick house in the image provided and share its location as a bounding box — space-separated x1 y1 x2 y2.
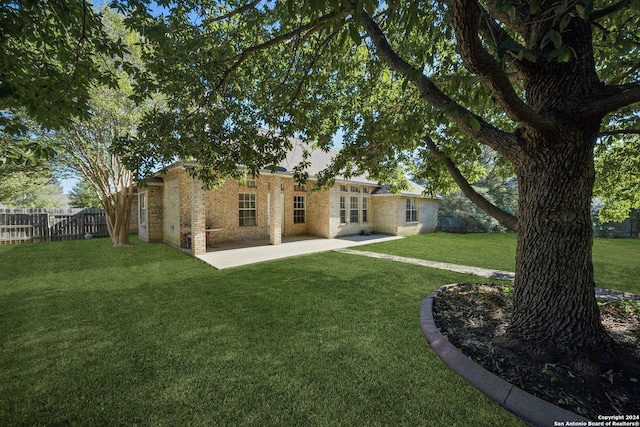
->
137 138 438 256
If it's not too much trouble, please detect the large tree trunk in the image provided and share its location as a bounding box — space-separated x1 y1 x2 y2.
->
506 126 613 367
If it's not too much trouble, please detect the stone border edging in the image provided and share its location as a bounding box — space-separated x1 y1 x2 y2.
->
420 284 590 427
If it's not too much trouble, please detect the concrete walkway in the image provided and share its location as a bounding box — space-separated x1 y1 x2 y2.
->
338 249 640 302
196 234 404 269
336 249 516 281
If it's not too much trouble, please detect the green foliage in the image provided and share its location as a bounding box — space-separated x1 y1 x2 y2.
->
112 0 639 205
594 136 640 222
0 168 65 208
0 1 125 133
69 179 102 208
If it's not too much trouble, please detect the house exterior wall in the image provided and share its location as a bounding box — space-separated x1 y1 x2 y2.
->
329 184 376 238
306 184 330 238
371 196 399 235
129 191 139 234
162 169 191 248
396 197 439 235
138 183 164 243
204 176 273 244
138 164 438 249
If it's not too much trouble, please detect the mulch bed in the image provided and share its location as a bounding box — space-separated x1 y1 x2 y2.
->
432 283 640 419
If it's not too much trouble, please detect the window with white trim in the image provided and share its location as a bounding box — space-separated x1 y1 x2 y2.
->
239 193 256 226
339 196 346 224
350 186 360 193
340 184 347 192
293 196 305 224
139 193 147 224
406 197 418 222
362 197 369 223
294 184 306 192
350 196 359 223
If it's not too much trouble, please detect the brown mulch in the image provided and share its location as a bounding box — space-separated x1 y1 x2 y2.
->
432 283 640 420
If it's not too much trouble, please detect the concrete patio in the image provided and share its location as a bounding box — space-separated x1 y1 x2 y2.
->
195 234 403 269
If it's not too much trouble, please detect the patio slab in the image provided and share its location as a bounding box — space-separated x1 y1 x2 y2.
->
195 234 404 269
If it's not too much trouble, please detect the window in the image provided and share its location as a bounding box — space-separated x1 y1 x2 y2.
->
245 179 257 188
294 196 305 224
339 196 346 224
239 193 256 226
362 187 369 194
406 198 418 222
362 197 368 223
294 184 306 192
139 193 147 224
340 184 347 192
350 186 360 193
350 196 359 223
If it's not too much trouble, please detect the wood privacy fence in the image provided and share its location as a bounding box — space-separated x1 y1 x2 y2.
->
0 208 108 245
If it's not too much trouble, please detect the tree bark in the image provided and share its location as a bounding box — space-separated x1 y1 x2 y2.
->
507 126 613 366
103 188 133 248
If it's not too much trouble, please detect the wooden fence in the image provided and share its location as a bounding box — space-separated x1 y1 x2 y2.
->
0 208 109 245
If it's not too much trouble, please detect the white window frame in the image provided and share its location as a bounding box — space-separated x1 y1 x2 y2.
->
339 195 346 224
406 197 418 223
293 195 305 224
362 197 369 223
350 196 359 223
239 193 257 226
139 193 147 225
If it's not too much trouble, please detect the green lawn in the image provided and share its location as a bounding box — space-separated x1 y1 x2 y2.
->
0 237 522 426
359 232 640 294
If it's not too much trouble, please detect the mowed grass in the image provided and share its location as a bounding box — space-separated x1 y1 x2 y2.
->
0 237 522 426
359 232 640 294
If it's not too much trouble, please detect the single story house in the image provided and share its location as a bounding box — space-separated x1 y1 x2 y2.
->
137 137 438 256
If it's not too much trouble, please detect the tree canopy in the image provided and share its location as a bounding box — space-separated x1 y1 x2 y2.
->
47 8 159 247
113 0 640 364
117 1 639 199
0 0 129 170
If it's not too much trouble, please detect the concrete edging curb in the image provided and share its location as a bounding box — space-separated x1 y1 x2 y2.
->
420 284 590 427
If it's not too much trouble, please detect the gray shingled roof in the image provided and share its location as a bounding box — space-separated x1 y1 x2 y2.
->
277 136 426 197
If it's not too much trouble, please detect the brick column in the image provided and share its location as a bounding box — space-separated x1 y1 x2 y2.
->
270 177 282 245
190 176 206 256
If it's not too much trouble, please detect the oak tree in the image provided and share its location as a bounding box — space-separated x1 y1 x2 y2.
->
118 0 640 368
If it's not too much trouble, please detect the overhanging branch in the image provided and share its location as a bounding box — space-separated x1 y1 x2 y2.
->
212 0 261 22
424 135 518 232
218 10 341 91
357 10 516 157
449 0 552 131
590 0 631 21
583 83 640 118
598 129 640 137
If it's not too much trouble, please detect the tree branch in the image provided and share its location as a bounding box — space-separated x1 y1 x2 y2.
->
449 0 552 130
590 0 631 21
212 0 261 22
598 129 640 137
424 135 518 232
584 83 640 118
357 10 517 158
218 10 340 92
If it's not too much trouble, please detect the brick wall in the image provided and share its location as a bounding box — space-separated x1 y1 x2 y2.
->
138 183 164 243
139 164 438 248
371 196 399 235
396 197 439 235
329 184 376 238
